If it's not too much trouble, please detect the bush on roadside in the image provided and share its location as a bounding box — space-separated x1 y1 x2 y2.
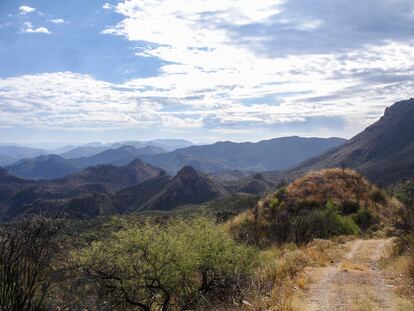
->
354 208 377 230
73 217 257 310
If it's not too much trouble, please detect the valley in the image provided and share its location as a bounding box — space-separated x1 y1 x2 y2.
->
0 99 414 310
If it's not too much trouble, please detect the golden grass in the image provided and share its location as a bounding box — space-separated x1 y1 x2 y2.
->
340 260 369 272
351 295 376 311
395 297 414 311
381 253 414 304
287 168 372 206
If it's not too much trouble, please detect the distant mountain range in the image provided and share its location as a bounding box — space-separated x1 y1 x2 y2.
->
4 137 346 180
1 98 413 220
5 145 166 180
139 136 346 173
0 159 164 219
0 139 193 166
0 145 46 166
285 98 414 186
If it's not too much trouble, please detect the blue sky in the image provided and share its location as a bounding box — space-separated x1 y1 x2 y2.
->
0 0 413 145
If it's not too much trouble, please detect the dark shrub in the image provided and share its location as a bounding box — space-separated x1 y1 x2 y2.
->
354 208 376 230
341 200 360 215
0 215 62 311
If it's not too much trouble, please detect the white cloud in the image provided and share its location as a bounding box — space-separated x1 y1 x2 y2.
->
102 3 113 10
48 18 65 24
22 22 51 34
19 5 36 15
2 0 414 139
97 0 414 133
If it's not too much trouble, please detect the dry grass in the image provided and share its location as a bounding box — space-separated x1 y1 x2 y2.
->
395 297 414 311
231 238 352 311
340 260 369 272
381 253 414 305
351 295 376 311
287 168 372 206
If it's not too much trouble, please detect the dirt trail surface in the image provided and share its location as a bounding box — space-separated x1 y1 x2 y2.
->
303 239 398 311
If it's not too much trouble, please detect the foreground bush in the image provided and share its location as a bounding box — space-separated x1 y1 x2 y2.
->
0 215 62 311
74 217 257 310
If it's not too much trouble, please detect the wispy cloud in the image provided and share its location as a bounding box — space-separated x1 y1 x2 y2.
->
102 3 113 10
48 18 66 24
22 22 51 34
19 5 36 15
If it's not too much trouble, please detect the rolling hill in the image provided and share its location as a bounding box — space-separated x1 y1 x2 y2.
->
70 145 165 168
6 154 78 180
5 145 166 180
9 166 228 218
140 136 347 173
0 159 166 219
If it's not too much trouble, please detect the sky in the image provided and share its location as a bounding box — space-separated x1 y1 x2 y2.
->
0 0 413 146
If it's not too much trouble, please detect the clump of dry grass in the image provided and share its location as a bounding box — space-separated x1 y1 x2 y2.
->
340 260 369 272
351 295 376 311
287 168 372 206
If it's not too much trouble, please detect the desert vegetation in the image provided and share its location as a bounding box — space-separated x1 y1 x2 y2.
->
0 169 412 310
0 215 62 311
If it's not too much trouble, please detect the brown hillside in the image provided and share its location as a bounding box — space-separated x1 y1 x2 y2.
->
227 169 396 246
289 99 414 186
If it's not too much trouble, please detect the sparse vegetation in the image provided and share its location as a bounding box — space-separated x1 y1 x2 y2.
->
0 215 63 311
0 168 409 310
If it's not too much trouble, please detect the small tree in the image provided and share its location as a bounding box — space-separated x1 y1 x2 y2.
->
74 218 257 310
0 215 63 311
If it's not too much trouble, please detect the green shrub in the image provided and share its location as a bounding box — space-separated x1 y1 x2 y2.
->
354 208 376 230
315 201 360 237
73 217 257 310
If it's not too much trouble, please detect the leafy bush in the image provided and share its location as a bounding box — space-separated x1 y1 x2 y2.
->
354 208 377 230
74 217 257 310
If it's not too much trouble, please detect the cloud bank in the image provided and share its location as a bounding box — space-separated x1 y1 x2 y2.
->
1 0 414 141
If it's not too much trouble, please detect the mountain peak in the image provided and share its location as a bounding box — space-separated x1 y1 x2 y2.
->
383 98 414 118
290 98 414 186
177 165 197 176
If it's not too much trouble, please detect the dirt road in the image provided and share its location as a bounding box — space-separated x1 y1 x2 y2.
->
303 239 398 311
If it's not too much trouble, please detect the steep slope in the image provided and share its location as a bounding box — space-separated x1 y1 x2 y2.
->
141 166 227 211
6 154 78 180
140 137 346 173
291 99 414 186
